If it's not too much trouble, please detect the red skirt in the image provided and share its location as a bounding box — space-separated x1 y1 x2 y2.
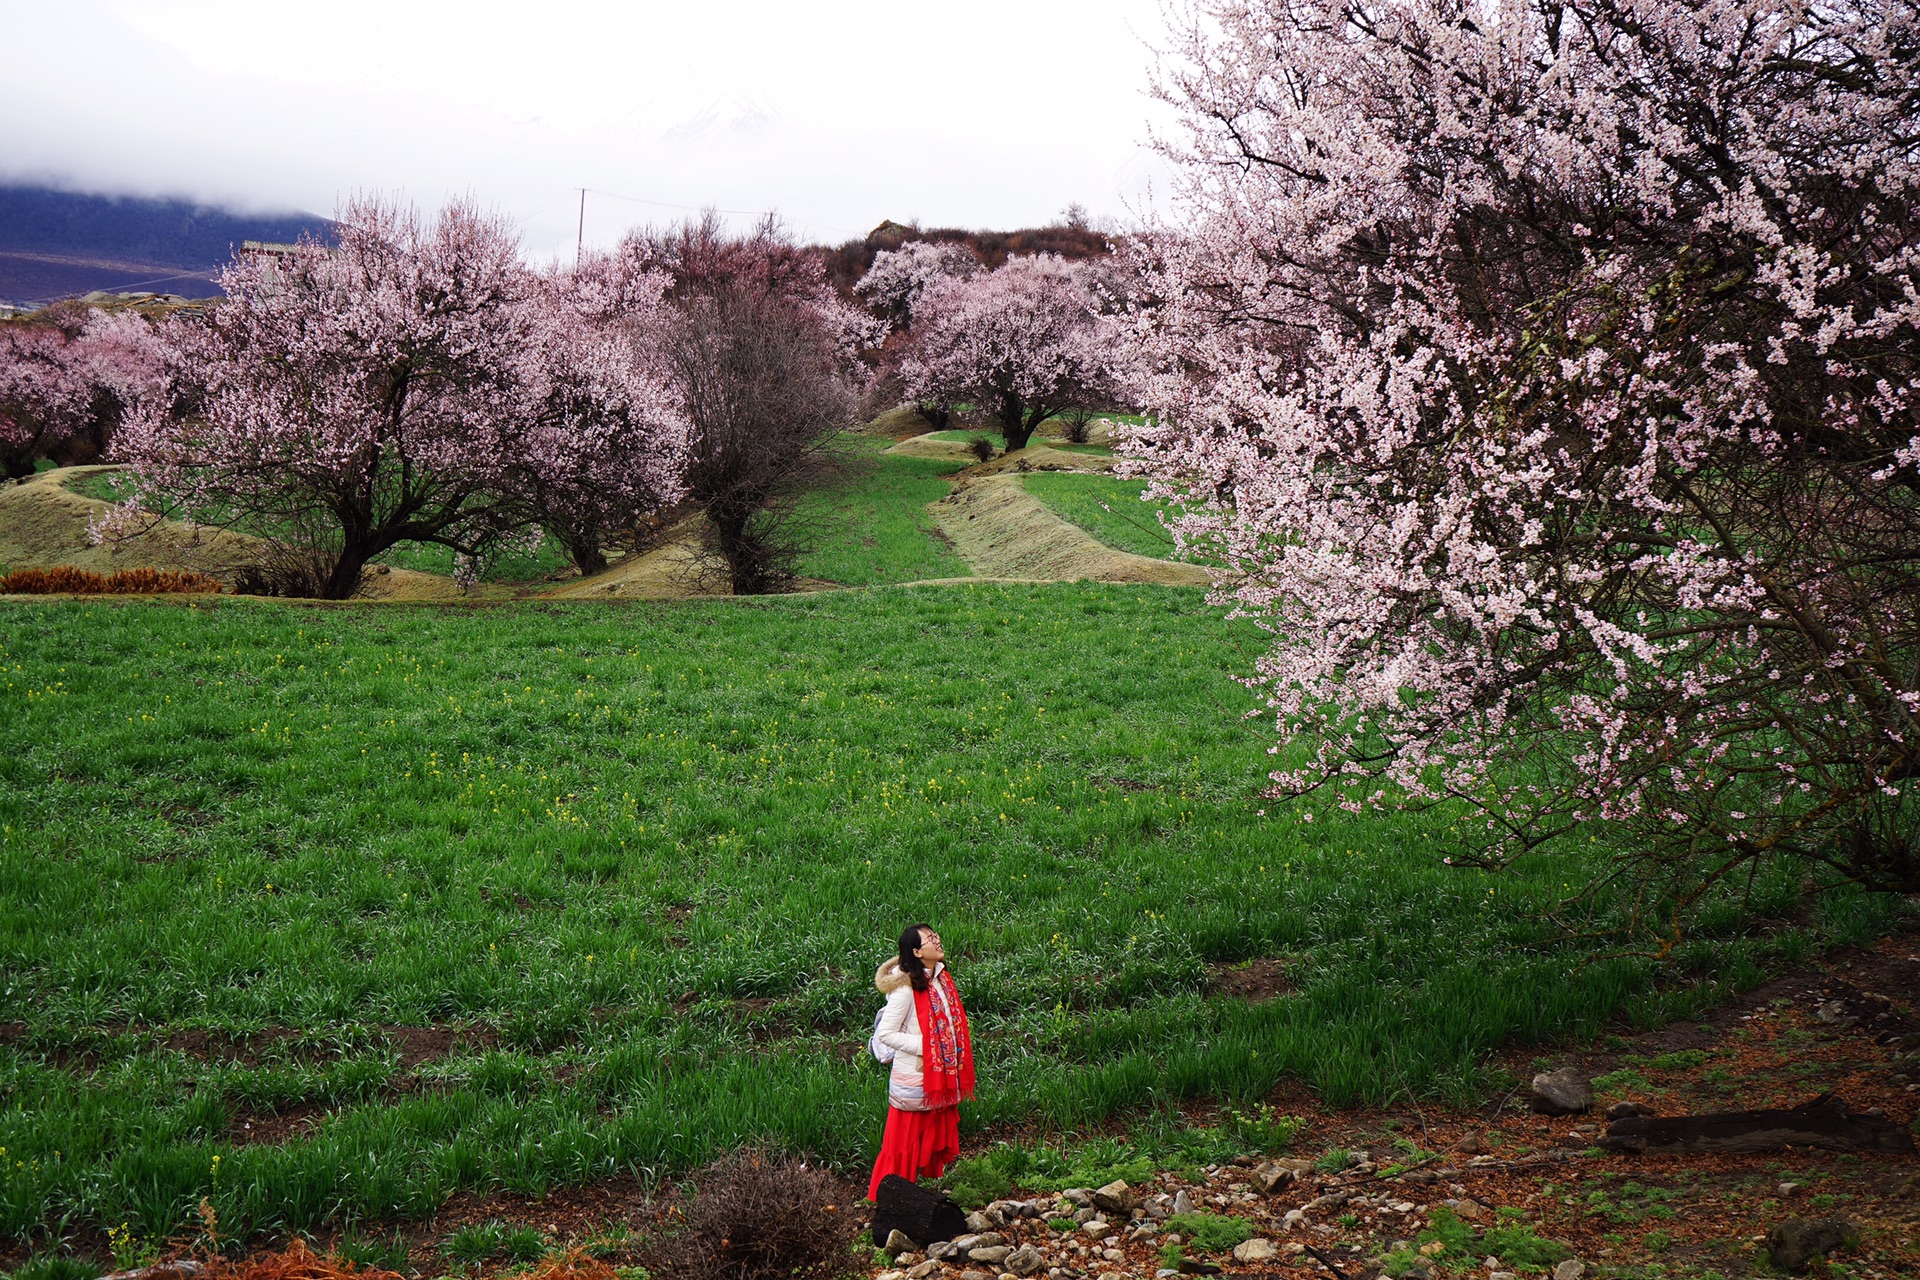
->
866 1104 960 1200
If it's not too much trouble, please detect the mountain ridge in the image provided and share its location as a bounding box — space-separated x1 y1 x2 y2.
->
0 184 331 304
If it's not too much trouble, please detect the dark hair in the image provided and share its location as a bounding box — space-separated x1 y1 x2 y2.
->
897 923 935 993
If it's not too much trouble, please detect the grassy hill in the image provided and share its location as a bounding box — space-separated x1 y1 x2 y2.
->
0 428 1890 1261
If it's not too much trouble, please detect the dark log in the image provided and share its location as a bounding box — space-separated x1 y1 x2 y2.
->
870 1174 969 1248
1599 1094 1915 1156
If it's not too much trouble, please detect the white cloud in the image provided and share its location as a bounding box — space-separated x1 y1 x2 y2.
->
0 0 1177 255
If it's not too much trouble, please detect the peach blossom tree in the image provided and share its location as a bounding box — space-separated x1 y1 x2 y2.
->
1129 0 1920 906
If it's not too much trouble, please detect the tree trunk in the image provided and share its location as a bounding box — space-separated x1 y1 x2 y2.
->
1000 393 1034 452
711 512 770 595
563 530 607 577
321 543 372 600
1599 1095 1916 1156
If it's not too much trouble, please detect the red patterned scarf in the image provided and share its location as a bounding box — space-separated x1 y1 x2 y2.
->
912 967 974 1110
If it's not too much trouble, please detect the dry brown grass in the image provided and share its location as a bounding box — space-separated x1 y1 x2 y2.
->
0 565 223 594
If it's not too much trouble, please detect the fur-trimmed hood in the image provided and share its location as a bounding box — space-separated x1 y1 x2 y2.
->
875 957 910 995
875 957 943 995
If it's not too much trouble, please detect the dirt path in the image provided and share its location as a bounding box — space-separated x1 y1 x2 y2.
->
931 473 1208 586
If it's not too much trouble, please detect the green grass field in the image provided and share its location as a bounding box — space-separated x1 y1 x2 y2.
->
0 584 1874 1252
1022 473 1182 559
793 439 970 585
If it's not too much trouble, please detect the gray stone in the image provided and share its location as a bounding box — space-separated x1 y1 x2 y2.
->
1233 1238 1280 1263
1062 1187 1095 1207
967 1211 995 1232
1250 1162 1295 1195
906 1262 941 1280
1605 1100 1650 1121
1082 1220 1114 1240
1071 1207 1099 1225
1768 1217 1858 1272
970 1246 1011 1265
958 1271 994 1280
1172 1189 1194 1215
929 1240 967 1262
1552 1262 1587 1280
1092 1179 1134 1214
1003 1245 1046 1277
952 1234 985 1251
1529 1067 1594 1116
884 1229 917 1255
876 1271 906 1280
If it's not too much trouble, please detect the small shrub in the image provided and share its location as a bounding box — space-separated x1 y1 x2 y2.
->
1314 1147 1358 1173
1162 1212 1254 1254
1159 1242 1184 1270
1222 1104 1307 1154
444 1221 505 1265
5 1256 102 1280
1048 1217 1078 1234
335 1234 411 1274
498 1225 549 1264
106 1222 160 1272
1062 408 1096 444
939 1152 1017 1209
637 1148 858 1280
0 566 223 595
967 435 996 463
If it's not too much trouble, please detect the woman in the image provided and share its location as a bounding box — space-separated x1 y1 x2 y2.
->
867 923 974 1200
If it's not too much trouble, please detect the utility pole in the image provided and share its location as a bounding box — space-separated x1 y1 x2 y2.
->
576 188 587 265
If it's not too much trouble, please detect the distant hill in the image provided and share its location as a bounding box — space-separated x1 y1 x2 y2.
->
0 184 331 305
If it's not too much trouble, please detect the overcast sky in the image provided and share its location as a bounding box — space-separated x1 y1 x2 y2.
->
1 0 1179 258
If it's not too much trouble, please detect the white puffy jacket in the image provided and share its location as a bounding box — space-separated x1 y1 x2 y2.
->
874 957 943 1110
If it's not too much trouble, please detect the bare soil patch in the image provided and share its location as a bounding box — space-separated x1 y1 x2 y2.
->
1208 956 1296 1003
931 474 1207 586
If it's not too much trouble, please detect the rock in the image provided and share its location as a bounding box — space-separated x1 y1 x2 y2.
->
968 1211 996 1232
1072 1207 1099 1225
959 1271 995 1280
1283 1209 1307 1228
988 1199 1027 1221
1250 1162 1296 1195
1102 1247 1126 1262
1127 1223 1158 1242
1232 1153 1257 1167
1606 1101 1650 1121
962 1234 1006 1250
1233 1238 1280 1263
1082 1220 1114 1240
1767 1217 1858 1272
1062 1187 1095 1207
1552 1261 1587 1280
906 1262 941 1280
929 1240 968 1262
1172 1189 1194 1215
1003 1245 1046 1277
1490 1273 1516 1280
1092 1180 1134 1214
1530 1067 1594 1115
1779 1181 1802 1196
885 1229 917 1255
971 1246 1011 1265
897 1255 921 1268
877 1272 906 1280
1455 1132 1487 1154
1441 1197 1486 1221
